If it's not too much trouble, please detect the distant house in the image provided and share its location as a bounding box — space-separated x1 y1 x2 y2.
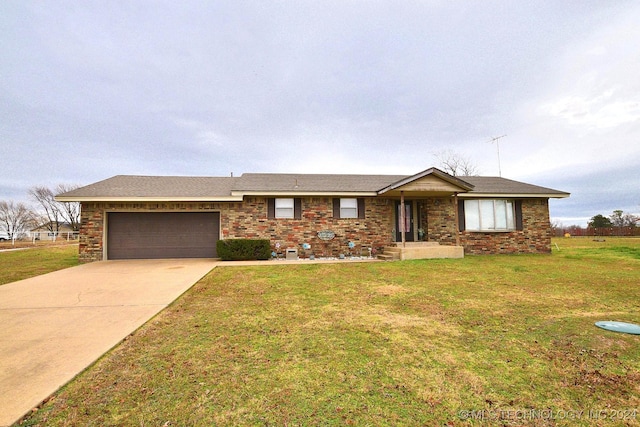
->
30 222 77 241
56 167 569 262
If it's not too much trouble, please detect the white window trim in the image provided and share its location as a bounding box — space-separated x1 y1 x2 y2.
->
464 199 515 232
275 198 295 219
340 198 358 219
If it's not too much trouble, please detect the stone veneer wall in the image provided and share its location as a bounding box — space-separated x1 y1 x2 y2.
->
226 197 394 258
78 203 104 262
460 198 552 254
78 197 552 262
422 197 553 254
423 197 459 245
78 198 394 262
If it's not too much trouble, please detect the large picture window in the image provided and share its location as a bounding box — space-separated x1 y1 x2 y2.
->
464 199 516 231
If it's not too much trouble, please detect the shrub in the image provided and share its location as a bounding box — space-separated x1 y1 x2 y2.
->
216 239 271 261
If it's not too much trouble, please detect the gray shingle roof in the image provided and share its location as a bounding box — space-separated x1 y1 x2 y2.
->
57 175 239 199
56 171 569 201
234 173 407 193
459 176 570 196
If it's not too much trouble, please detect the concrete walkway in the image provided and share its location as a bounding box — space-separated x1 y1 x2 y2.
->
0 259 216 427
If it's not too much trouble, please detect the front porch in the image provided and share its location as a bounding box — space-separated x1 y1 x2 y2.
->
377 241 464 261
379 168 473 256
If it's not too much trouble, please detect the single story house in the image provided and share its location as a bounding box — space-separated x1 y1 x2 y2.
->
55 167 569 262
30 222 77 241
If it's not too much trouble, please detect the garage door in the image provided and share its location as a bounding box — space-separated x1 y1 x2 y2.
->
107 212 220 259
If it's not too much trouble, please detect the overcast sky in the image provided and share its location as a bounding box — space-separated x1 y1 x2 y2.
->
2 1 639 226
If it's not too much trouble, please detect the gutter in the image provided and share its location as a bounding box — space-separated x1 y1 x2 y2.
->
54 196 245 203
457 193 570 199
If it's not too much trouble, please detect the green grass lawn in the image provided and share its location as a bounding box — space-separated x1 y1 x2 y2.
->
0 244 78 286
20 238 640 426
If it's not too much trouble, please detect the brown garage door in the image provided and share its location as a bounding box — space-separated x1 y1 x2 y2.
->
107 212 220 259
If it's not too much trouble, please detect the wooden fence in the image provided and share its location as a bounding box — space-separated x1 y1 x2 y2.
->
557 227 640 237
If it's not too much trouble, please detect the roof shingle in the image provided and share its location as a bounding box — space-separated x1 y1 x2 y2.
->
459 176 569 196
56 171 569 201
233 173 406 193
57 175 238 198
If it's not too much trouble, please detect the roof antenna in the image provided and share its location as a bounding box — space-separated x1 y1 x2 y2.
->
488 135 507 177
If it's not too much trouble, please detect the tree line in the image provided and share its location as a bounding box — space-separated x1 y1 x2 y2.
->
556 209 639 237
0 184 81 241
588 210 638 228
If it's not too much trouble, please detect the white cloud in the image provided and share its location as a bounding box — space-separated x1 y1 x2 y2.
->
539 90 640 129
172 118 227 149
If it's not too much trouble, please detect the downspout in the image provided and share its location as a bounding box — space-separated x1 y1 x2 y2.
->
400 191 406 248
454 192 460 246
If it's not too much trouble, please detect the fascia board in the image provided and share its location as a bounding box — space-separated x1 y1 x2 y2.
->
458 193 570 199
54 196 244 202
231 191 378 197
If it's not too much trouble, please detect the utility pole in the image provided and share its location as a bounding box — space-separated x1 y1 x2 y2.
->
488 135 507 177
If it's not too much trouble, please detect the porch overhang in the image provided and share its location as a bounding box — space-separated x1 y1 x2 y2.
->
376 167 474 198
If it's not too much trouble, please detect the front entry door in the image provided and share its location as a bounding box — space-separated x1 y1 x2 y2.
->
395 201 414 242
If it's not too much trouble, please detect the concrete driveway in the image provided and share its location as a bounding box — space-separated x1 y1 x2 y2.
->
0 259 217 427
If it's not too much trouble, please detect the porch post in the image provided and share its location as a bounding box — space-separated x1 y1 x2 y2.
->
454 192 460 246
400 191 406 247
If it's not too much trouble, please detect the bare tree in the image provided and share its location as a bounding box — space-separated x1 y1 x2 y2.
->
610 209 638 228
610 210 624 227
28 184 82 233
29 186 63 233
55 184 81 231
0 200 38 240
433 149 479 176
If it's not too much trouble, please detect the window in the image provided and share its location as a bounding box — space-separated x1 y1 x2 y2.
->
267 198 302 219
463 199 516 231
340 198 358 218
275 198 294 218
333 198 366 219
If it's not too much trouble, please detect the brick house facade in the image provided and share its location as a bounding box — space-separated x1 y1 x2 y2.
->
59 168 569 262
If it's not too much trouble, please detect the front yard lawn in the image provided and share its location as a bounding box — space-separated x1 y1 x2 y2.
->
0 244 78 286
21 238 640 426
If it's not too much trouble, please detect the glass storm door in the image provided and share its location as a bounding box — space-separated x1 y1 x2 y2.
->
395 201 414 242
